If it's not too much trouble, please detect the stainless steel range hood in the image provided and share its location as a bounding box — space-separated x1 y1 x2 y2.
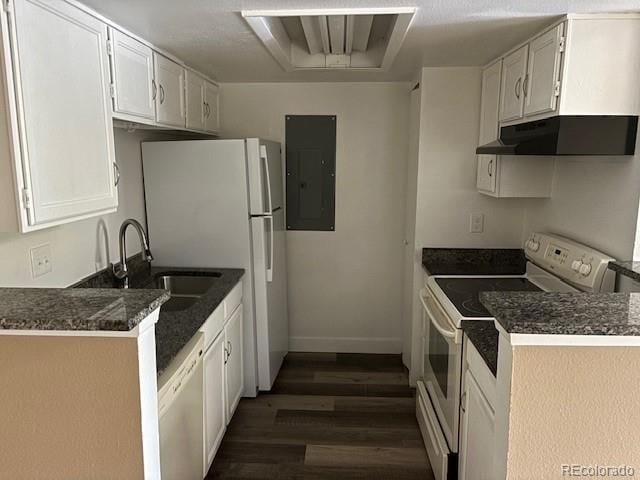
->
476 116 638 156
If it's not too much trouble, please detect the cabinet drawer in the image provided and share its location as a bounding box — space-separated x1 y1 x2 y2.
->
224 282 243 319
416 386 450 480
465 339 496 409
199 304 224 349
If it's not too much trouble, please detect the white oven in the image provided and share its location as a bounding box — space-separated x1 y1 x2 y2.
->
420 287 462 451
415 232 616 480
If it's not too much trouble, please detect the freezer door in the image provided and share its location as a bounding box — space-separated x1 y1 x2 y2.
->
247 138 284 214
250 209 288 390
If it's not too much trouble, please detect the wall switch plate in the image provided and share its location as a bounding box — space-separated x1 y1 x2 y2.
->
470 213 484 233
30 243 52 278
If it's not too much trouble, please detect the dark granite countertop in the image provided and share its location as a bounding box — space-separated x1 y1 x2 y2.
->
143 267 244 374
0 288 169 331
609 261 640 283
422 248 526 275
480 291 640 336
461 320 498 376
74 259 245 374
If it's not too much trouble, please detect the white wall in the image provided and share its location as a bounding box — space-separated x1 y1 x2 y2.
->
523 151 640 261
406 67 529 379
0 128 150 287
220 82 410 353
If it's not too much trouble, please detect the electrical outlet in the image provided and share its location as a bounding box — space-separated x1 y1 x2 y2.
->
470 213 484 233
30 243 52 278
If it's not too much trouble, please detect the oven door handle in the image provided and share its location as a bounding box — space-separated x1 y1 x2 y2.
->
420 288 458 340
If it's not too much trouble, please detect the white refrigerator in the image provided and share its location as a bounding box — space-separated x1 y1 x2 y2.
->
141 138 288 394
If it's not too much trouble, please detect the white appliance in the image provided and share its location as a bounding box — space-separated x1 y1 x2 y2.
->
417 232 615 480
158 333 204 480
142 138 288 394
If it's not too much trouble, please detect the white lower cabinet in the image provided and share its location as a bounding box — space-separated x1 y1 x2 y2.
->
202 284 244 475
203 331 226 474
459 370 495 480
459 340 496 480
224 304 243 422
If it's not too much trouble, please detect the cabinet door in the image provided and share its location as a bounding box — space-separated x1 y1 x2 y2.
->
185 70 205 131
459 370 495 480
476 155 497 194
524 24 564 116
499 46 528 122
11 0 117 226
154 53 185 127
204 333 226 473
224 304 243 422
479 60 502 145
204 81 219 133
110 29 155 120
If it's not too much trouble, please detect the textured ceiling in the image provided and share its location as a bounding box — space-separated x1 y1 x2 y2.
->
79 0 640 82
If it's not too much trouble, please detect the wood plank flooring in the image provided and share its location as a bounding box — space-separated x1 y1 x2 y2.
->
206 352 434 480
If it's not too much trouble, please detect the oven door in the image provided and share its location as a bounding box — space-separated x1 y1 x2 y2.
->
420 287 463 452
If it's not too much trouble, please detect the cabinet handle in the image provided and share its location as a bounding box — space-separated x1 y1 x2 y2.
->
487 159 493 177
523 74 529 97
151 80 157 100
113 162 120 186
515 77 522 99
206 102 210 118
461 391 467 413
227 340 232 358
159 85 165 105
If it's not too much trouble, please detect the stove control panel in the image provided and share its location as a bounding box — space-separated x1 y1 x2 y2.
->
525 232 615 292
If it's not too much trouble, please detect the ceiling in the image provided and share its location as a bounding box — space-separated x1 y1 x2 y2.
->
79 0 640 82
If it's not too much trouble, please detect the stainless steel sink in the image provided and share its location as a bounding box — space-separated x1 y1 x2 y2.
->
159 296 200 312
154 273 221 296
151 272 221 312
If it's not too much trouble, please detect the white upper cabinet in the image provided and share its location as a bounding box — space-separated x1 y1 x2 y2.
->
494 15 640 126
185 70 206 131
204 81 219 134
523 24 564 117
0 0 117 230
154 53 185 127
109 28 155 120
476 156 497 194
477 61 501 196
499 46 528 122
478 60 502 145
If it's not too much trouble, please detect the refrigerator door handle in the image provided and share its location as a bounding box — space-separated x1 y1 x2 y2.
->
260 145 273 215
266 215 274 282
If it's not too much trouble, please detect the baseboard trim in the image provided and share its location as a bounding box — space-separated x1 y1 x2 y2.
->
289 336 403 354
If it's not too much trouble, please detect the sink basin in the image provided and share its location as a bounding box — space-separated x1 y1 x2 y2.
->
153 272 221 296
160 296 200 312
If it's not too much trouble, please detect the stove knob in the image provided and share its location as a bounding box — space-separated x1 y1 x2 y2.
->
571 260 582 272
528 240 540 252
579 263 592 276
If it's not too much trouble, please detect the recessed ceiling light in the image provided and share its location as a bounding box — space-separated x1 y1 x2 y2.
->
242 7 416 72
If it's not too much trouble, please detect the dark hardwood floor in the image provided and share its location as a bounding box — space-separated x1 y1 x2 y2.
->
206 352 434 479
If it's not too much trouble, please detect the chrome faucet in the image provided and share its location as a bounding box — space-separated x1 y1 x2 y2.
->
112 219 153 288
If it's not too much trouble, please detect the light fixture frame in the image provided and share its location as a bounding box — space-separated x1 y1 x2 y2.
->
242 7 416 72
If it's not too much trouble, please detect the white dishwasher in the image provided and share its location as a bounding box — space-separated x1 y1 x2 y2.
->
158 332 204 480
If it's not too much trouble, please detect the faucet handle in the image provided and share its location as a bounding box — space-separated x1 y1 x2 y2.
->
112 262 128 280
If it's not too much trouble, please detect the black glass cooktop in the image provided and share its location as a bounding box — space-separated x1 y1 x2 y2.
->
434 277 542 318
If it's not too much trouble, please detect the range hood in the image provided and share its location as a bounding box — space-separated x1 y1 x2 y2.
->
476 116 638 156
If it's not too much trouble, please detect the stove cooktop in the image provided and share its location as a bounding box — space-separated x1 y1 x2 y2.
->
434 277 542 318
